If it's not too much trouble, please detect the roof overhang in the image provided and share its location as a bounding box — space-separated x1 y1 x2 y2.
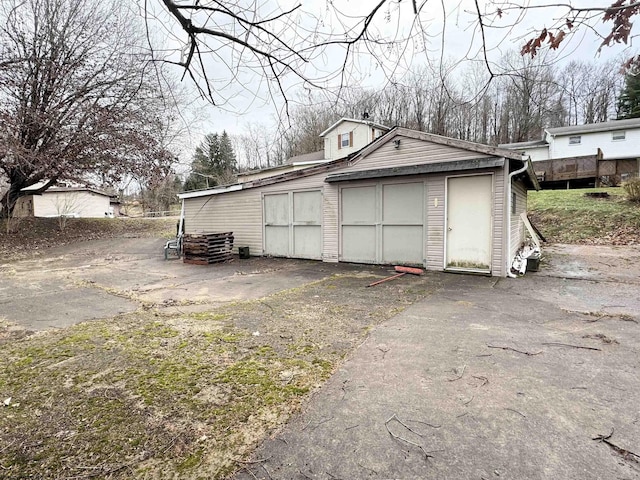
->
325 157 505 183
178 184 243 199
521 158 541 191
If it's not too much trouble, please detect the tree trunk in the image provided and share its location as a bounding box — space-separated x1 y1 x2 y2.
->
1 183 24 218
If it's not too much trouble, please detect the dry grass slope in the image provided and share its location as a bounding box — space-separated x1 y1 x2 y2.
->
528 187 640 245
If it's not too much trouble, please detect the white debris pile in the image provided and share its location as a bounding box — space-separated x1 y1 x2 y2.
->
510 241 541 276
510 212 543 277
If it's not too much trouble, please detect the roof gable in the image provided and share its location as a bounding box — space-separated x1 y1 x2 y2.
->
318 117 389 137
355 127 525 162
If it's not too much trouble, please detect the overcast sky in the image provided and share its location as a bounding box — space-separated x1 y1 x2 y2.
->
146 0 638 163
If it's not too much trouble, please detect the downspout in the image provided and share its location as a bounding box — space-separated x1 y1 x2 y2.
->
506 156 530 278
177 199 185 255
178 199 185 236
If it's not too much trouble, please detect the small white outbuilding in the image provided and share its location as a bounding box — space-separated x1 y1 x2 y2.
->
14 186 114 218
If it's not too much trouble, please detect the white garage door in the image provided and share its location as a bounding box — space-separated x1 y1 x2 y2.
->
341 182 424 265
264 191 322 259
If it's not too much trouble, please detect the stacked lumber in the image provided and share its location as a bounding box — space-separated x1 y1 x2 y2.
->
183 232 234 265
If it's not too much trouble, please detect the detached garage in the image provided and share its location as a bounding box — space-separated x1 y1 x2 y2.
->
179 127 539 277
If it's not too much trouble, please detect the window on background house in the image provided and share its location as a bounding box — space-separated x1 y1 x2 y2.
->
338 132 352 149
569 135 581 145
511 192 517 215
612 131 626 141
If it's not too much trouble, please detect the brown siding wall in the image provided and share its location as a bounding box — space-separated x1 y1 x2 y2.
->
13 196 34 217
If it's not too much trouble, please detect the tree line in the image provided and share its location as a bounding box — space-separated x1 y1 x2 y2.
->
231 52 638 172
2 0 638 211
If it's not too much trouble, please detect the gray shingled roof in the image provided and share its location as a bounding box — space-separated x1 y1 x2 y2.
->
546 118 640 136
283 150 324 165
498 140 548 149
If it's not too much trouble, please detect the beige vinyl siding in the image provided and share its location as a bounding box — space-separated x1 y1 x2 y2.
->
509 179 528 263
183 174 327 256
183 135 510 275
183 190 262 254
426 177 445 270
492 170 505 276
345 136 491 172
323 183 340 261
33 191 110 218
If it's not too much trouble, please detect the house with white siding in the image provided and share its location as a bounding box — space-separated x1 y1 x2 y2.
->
500 118 640 186
14 186 114 218
319 117 389 161
178 127 539 277
236 118 390 183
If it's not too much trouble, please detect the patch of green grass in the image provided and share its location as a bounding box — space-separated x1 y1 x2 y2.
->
177 449 204 472
0 273 434 479
191 312 228 321
203 329 244 343
528 187 640 244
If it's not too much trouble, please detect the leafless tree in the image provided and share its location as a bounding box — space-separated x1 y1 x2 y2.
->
559 59 624 125
0 0 175 217
153 1 639 112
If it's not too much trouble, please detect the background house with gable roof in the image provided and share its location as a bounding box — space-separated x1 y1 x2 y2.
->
500 118 640 187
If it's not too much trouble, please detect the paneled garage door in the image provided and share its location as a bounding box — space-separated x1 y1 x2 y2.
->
264 191 322 259
341 182 424 265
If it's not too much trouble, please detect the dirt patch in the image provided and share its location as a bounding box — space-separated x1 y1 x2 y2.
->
0 271 438 479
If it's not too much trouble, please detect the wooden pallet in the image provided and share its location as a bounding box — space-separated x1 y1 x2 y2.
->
183 232 234 264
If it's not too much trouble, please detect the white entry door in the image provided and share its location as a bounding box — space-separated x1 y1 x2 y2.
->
264 191 322 259
446 175 493 272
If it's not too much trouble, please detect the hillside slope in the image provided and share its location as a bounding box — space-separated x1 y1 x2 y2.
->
528 187 640 245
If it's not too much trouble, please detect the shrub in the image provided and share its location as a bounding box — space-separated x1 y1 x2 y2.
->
622 177 640 202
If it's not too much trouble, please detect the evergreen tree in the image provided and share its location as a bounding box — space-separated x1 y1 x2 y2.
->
617 69 640 119
183 131 237 190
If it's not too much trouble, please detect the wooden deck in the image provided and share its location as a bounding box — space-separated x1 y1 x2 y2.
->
533 151 638 186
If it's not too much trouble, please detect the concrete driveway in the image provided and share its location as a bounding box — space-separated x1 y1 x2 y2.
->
234 245 640 480
0 238 357 330
1 238 639 479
